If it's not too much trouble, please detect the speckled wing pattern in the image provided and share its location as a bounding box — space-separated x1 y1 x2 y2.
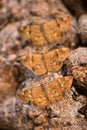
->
18 76 73 108
19 16 70 46
19 47 69 75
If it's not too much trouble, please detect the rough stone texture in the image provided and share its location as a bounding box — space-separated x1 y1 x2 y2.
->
0 0 87 130
0 55 17 105
62 0 87 46
0 91 87 130
78 14 87 46
62 0 87 17
63 48 87 96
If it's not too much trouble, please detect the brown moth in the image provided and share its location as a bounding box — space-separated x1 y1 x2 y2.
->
18 76 73 108
19 47 69 75
19 16 70 46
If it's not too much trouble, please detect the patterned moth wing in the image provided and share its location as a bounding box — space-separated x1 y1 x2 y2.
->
42 19 62 44
20 53 47 75
44 76 73 103
18 86 49 108
19 47 69 75
29 25 47 46
56 16 70 33
19 16 70 46
19 24 47 46
18 76 73 108
44 47 69 72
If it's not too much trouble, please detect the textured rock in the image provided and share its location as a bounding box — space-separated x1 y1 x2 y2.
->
0 0 87 130
63 47 87 95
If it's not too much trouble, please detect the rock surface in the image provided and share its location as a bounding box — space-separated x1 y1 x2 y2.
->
0 0 87 130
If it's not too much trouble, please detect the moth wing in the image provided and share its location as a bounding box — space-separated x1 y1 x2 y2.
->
44 49 62 72
31 86 49 108
20 54 46 75
44 47 69 72
18 86 49 108
30 25 47 46
31 54 46 75
57 76 73 92
44 79 64 103
44 76 73 103
19 26 31 41
56 16 70 32
43 20 62 43
56 47 69 61
18 88 32 103
20 54 33 69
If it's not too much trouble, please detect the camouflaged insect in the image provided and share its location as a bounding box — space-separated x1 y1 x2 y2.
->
19 16 70 46
18 76 73 108
19 47 69 75
18 16 72 108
